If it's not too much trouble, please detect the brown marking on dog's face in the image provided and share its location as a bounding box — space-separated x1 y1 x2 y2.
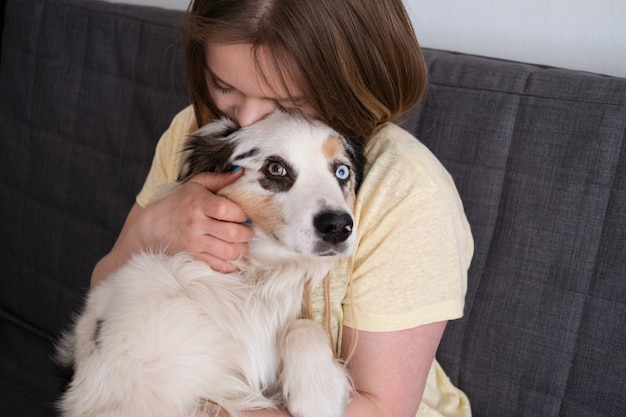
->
343 184 357 210
324 136 357 210
322 135 343 160
218 185 286 241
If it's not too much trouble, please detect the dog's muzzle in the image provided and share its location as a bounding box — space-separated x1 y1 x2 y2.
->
313 211 354 244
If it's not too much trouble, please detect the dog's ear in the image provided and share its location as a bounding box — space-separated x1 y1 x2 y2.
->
178 119 240 182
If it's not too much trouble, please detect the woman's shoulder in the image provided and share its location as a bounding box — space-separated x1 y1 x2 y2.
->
164 105 199 145
346 123 473 332
152 105 199 161
135 106 198 207
156 106 199 171
362 122 458 195
172 104 198 128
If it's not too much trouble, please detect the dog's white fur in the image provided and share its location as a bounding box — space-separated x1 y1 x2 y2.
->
56 112 361 417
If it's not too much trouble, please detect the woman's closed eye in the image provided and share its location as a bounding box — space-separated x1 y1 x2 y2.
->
211 78 235 94
274 98 315 116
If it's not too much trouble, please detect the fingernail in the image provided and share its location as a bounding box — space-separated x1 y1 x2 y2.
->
231 166 242 173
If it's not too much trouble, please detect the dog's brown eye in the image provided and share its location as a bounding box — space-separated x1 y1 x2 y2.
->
261 157 295 192
267 162 287 176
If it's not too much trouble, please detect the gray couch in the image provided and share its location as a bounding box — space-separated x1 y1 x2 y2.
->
1 0 625 416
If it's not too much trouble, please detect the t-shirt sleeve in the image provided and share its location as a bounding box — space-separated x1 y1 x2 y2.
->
342 127 472 332
136 106 197 208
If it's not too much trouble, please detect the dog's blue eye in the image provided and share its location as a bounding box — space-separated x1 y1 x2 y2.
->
267 162 287 176
335 165 350 180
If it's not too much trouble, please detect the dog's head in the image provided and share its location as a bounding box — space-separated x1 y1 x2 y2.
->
178 112 365 262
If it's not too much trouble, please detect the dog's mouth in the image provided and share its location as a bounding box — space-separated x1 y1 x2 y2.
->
313 240 353 258
317 250 342 257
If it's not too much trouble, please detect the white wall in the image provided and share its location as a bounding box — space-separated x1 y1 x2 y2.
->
405 0 626 77
105 0 626 77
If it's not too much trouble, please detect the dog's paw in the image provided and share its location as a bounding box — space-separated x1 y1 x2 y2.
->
280 320 352 417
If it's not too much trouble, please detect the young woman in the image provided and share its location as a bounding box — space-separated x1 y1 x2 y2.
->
91 1 473 416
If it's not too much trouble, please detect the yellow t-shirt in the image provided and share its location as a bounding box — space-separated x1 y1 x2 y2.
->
137 106 473 417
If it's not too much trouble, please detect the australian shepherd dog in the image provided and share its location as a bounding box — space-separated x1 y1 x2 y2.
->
56 111 365 417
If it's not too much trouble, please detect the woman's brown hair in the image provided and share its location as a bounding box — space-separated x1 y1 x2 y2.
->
182 0 428 144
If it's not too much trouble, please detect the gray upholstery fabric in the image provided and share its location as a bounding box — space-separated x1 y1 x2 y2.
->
1 1 189 414
1 0 188 334
1 0 625 416
406 51 626 416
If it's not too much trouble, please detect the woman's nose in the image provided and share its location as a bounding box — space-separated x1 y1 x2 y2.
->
235 98 277 127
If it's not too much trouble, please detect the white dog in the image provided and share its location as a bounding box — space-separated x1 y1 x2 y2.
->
56 112 364 417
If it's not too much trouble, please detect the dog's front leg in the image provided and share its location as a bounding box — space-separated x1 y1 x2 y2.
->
279 319 352 417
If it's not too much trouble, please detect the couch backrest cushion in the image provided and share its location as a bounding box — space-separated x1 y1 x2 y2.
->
404 50 626 417
0 0 189 336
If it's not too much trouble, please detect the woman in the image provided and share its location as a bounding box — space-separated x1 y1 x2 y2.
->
91 1 473 416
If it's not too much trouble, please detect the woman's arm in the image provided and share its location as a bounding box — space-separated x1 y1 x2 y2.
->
341 321 447 417
91 171 254 288
241 320 447 417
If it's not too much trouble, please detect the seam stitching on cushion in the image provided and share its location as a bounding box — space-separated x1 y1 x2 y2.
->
429 82 626 107
52 0 179 30
456 68 533 395
557 115 626 417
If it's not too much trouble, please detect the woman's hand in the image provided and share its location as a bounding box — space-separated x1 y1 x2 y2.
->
141 171 253 270
91 170 254 288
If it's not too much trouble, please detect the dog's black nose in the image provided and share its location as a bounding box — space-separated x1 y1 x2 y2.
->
314 211 354 244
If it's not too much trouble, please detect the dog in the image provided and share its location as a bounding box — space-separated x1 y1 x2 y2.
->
55 111 365 417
